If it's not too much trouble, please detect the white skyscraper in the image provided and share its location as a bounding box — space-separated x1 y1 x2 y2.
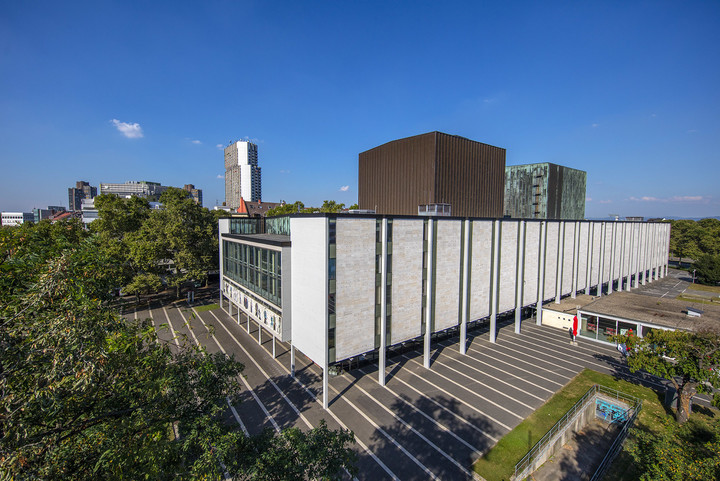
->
224 140 262 209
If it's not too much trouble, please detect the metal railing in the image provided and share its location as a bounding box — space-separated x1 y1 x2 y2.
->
513 385 641 481
589 398 642 481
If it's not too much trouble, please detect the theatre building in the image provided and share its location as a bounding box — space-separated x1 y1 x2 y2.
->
219 215 670 408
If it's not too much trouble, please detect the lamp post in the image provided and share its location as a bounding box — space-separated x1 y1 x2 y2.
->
692 269 696 284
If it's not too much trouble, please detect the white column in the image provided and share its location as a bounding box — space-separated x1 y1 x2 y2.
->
460 219 471 355
322 365 329 410
536 221 547 326
585 223 594 294
571 221 580 298
608 223 616 295
598 222 606 297
237 308 240 325
379 218 388 386
229 299 233 317
633 224 640 289
290 342 295 378
651 225 657 281
489 220 501 342
641 223 649 285
618 223 626 291
246 315 250 332
272 335 276 358
555 222 565 303
664 224 671 276
627 224 634 291
258 323 262 345
423 219 435 368
514 221 526 334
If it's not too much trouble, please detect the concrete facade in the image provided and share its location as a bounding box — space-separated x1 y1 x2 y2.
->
504 163 587 220
220 215 671 409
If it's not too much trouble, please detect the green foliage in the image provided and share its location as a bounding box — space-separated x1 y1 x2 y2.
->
348 203 359 210
617 329 720 423
266 200 351 217
627 418 720 480
266 201 305 217
669 218 720 260
0 211 358 480
694 254 720 286
231 421 357 480
124 272 164 299
319 200 345 213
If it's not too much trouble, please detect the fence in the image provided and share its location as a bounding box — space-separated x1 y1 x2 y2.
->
513 385 641 481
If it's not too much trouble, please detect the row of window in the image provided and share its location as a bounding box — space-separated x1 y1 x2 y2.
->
223 241 282 306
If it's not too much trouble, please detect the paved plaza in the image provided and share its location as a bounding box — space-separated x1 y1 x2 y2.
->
125 291 684 481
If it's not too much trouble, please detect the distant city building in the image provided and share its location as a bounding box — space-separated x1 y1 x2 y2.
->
224 140 262 209
358 131 506 217
33 206 65 223
1 212 34 226
504 163 587 220
183 184 203 206
68 181 97 212
99 180 168 199
81 198 99 224
625 216 644 222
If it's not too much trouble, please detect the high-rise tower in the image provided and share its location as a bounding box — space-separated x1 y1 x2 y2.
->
224 140 261 209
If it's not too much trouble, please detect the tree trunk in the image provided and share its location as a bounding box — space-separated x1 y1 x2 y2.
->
676 383 696 424
176 284 180 299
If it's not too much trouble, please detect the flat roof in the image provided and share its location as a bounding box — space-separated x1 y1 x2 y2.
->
542 294 598 315
223 233 291 247
578 291 720 332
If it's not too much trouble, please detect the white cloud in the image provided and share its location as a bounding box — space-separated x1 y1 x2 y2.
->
598 200 613 204
216 174 224 179
280 169 291 174
671 195 704 202
216 144 224 150
339 185 349 192
687 129 697 133
110 119 143 138
591 123 599 128
629 195 707 203
191 139 201 145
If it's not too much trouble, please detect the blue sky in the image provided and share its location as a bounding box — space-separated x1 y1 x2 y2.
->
1 0 718 218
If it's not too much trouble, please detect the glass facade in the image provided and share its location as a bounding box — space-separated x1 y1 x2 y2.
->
223 240 282 307
578 313 645 344
229 216 291 236
328 219 336 363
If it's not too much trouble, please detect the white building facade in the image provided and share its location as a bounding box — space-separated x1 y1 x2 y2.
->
219 215 671 408
224 141 262 209
1 212 35 226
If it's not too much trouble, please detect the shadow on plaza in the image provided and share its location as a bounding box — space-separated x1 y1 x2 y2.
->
365 386 500 480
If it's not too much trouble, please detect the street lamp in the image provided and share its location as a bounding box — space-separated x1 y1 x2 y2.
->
692 269 696 284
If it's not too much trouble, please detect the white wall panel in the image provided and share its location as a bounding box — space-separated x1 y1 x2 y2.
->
335 218 376 360
469 221 493 320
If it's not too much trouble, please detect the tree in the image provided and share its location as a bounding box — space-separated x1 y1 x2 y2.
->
0 216 358 479
694 254 720 286
266 201 305 217
122 272 164 302
627 418 720 480
618 329 720 424
348 203 359 210
319 200 345 213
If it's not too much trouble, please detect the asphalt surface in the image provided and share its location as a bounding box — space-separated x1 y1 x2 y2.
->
125 291 678 481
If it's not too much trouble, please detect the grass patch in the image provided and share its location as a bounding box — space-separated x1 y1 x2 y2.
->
473 369 681 481
194 303 220 312
687 283 720 294
676 295 720 305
